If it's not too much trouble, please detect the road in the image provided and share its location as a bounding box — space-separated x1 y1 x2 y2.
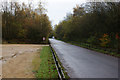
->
49 39 118 78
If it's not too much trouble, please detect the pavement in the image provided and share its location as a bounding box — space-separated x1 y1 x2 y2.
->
49 39 119 79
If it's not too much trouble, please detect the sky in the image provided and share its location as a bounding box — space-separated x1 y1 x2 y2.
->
1 0 86 26
45 0 86 27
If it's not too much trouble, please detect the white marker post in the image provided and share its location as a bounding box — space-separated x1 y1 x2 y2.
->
43 37 45 41
43 37 46 44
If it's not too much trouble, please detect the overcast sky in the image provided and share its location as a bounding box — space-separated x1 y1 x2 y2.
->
45 0 86 27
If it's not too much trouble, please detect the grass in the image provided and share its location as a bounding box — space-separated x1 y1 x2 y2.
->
32 51 41 72
67 41 120 57
34 46 59 78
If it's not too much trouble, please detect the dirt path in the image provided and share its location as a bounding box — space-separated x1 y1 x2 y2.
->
1 44 48 78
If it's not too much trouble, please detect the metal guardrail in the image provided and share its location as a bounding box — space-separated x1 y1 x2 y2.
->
49 44 65 80
79 43 118 54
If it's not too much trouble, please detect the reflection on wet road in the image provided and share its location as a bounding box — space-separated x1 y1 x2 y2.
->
49 39 118 78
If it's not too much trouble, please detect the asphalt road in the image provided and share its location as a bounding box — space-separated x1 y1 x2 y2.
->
49 39 119 78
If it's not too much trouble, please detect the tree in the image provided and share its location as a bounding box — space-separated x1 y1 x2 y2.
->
1 1 52 44
55 2 120 49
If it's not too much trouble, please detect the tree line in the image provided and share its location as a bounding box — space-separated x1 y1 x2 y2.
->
2 1 52 44
55 2 120 50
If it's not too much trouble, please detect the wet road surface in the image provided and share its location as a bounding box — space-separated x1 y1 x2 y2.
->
49 39 118 78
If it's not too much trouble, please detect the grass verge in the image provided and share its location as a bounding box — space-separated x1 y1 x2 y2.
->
67 41 120 58
34 46 59 78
